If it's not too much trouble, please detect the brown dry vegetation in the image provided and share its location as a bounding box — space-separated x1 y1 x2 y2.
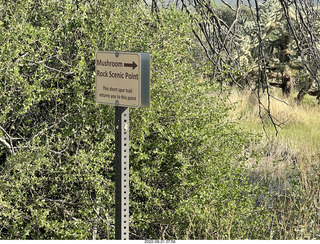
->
229 87 320 163
229 87 320 239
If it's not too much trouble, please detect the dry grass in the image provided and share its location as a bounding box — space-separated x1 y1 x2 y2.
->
229 87 320 161
229 87 320 239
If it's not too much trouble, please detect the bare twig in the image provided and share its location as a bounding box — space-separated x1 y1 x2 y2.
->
0 137 13 155
0 125 15 155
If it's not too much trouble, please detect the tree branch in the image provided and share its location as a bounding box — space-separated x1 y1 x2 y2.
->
0 125 15 155
0 137 14 155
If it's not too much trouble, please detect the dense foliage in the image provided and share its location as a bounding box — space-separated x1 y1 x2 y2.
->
2 0 314 240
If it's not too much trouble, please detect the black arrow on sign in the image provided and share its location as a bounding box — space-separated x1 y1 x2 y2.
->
124 61 137 70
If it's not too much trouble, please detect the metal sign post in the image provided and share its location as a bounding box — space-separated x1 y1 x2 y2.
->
115 106 130 240
95 51 150 240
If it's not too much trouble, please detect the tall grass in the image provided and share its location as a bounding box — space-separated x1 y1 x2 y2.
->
229 88 320 161
229 87 320 239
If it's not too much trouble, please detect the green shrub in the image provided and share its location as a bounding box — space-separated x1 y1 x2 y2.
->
0 0 271 240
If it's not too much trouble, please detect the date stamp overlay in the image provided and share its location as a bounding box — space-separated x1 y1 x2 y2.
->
145 240 176 244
